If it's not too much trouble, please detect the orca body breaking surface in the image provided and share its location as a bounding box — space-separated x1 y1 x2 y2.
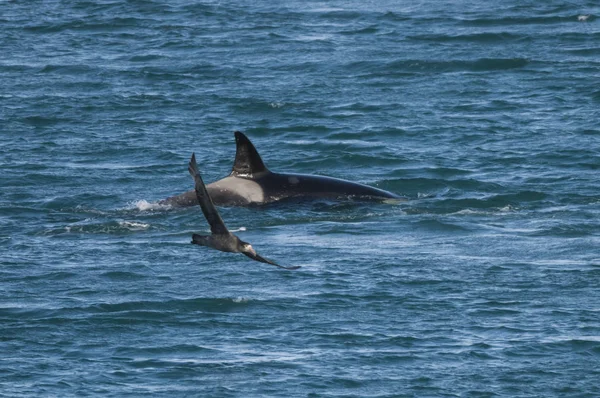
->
161 131 403 207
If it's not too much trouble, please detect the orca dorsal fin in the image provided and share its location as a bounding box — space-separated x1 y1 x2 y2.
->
231 131 270 178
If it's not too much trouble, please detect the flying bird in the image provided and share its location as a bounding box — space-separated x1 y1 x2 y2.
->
188 153 299 270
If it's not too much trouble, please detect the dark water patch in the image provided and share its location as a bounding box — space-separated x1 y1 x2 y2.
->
0 63 44 73
254 124 333 137
409 32 525 43
385 177 449 196
128 54 165 62
114 343 220 357
591 91 600 103
0 305 65 321
531 148 600 166
423 167 474 179
414 219 472 233
327 101 396 115
0 205 48 218
467 307 523 317
315 9 367 20
562 47 600 56
550 31 600 42
338 25 380 35
21 115 73 127
510 338 600 357
24 17 150 34
272 60 331 75
460 15 584 26
527 223 599 238
100 271 147 281
430 190 548 213
88 297 254 315
326 152 407 168
495 191 549 203
39 64 98 74
40 194 121 211
349 58 528 76
1 270 79 285
326 128 407 141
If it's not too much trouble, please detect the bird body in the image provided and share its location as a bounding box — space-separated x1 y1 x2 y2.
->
188 153 299 270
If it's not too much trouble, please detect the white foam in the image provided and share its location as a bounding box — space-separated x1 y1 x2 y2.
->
233 297 249 303
452 205 515 216
118 221 150 230
133 200 171 211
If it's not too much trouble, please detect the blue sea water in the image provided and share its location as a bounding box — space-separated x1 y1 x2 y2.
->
1 0 600 396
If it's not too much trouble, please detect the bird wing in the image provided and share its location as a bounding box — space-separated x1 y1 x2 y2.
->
243 251 300 270
188 153 229 235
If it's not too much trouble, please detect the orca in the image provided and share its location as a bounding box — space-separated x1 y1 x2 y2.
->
160 131 403 207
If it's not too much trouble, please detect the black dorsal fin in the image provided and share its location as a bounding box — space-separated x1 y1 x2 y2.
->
231 131 269 178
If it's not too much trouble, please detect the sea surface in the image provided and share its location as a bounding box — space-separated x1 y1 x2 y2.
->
2 1 600 396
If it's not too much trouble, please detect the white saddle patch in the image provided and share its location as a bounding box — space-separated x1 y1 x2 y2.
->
209 176 265 204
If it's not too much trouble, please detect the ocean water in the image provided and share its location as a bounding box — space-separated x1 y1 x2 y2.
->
2 0 600 396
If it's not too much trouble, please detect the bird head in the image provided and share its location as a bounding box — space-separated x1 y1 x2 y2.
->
241 242 256 256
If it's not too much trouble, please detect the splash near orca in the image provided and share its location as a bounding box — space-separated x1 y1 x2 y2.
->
161 131 403 207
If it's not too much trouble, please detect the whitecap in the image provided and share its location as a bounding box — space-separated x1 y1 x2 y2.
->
232 297 249 303
118 221 150 231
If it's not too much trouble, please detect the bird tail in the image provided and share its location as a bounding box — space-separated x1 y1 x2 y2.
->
191 234 210 247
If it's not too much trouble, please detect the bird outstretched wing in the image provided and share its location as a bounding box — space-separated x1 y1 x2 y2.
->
243 251 301 270
188 153 229 235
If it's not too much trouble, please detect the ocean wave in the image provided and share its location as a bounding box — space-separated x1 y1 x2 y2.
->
348 58 529 76
527 223 599 238
408 32 525 43
43 219 150 236
88 296 254 314
459 15 585 26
